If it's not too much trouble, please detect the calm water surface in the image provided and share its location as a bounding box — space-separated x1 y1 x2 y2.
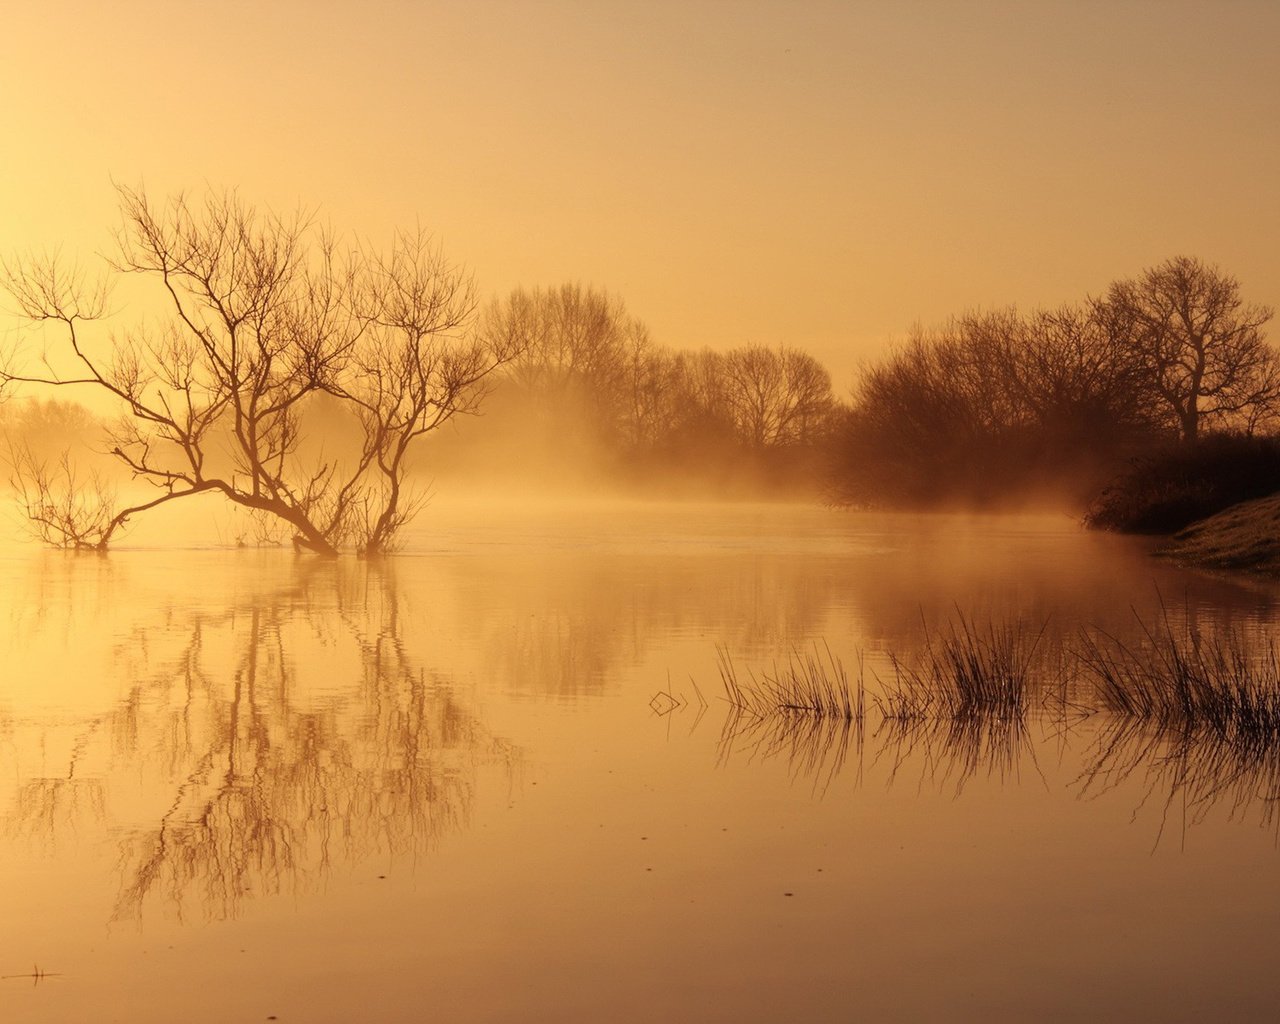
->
3 501 1280 1022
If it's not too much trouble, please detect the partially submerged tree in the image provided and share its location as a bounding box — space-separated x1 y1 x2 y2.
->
1096 256 1279 441
1 186 519 554
6 444 118 550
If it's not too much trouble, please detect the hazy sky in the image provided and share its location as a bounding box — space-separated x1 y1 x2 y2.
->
3 0 1278 388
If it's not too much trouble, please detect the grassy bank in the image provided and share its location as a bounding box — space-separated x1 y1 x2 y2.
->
1157 494 1280 576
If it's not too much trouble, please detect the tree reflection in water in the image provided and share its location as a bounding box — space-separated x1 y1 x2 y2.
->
5 563 515 923
4 715 108 849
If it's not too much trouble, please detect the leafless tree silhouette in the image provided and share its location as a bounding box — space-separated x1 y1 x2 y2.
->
1 187 523 554
5 443 118 549
719 344 834 448
1096 256 1279 441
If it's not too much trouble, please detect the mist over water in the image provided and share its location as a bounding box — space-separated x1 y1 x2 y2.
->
3 502 1280 1022
4 1 1280 1016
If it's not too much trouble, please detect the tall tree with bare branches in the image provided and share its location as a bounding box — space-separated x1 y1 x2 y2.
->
1096 256 1278 441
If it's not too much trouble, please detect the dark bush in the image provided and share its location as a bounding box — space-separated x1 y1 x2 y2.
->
1084 433 1280 534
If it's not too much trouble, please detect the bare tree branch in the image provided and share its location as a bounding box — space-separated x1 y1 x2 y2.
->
1 186 511 554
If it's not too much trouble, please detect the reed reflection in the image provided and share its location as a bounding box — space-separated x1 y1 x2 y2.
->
3 562 514 923
713 686 1037 799
1076 718 1280 847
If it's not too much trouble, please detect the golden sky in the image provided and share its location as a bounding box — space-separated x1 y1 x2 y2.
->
2 0 1278 388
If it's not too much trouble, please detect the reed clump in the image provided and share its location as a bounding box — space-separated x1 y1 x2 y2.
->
716 643 862 793
876 615 1046 722
702 611 1280 834
711 612 1280 741
1076 614 1280 744
718 643 863 722
714 616 1047 726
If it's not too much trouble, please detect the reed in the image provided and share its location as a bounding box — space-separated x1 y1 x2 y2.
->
1076 611 1280 743
876 614 1046 722
715 616 1045 725
703 612 1280 834
715 644 862 795
718 642 863 722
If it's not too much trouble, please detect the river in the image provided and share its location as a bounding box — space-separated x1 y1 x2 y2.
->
2 500 1279 1022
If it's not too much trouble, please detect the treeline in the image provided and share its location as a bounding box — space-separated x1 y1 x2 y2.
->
0 398 107 462
430 283 841 494
830 306 1158 505
831 256 1279 513
432 256 1278 517
4 239 1274 525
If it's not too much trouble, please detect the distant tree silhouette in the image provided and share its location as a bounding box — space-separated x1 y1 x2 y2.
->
474 284 840 480
667 349 736 444
831 304 1166 506
1 186 521 553
0 397 104 458
720 345 834 448
1095 256 1278 441
832 258 1279 508
478 282 649 447
975 305 1163 448
617 322 678 449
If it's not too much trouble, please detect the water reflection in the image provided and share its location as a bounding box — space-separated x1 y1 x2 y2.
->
717 703 859 797
871 713 1040 794
419 509 1280 703
713 705 1280 845
713 699 1039 799
700 625 1280 848
2 562 515 923
458 553 844 697
1077 717 1280 848
5 507 1280 935
8 777 107 849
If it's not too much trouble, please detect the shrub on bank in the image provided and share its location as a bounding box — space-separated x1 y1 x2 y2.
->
1084 433 1280 534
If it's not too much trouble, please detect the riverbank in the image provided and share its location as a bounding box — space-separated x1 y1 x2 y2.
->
1157 493 1280 576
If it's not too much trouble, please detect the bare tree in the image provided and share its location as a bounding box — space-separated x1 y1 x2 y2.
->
1 186 518 554
6 444 117 550
482 283 639 439
1096 256 1278 441
776 347 838 445
671 348 734 437
962 305 1161 448
616 321 686 450
719 345 835 448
